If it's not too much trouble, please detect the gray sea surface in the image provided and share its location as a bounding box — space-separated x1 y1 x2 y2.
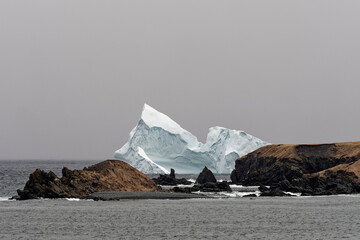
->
1 160 360 239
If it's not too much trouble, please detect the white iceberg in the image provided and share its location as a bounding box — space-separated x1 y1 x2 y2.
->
114 104 270 174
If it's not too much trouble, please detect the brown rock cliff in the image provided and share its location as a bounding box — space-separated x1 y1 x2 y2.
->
230 142 360 195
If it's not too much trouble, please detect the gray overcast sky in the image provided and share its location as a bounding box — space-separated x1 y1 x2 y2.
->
1 1 359 160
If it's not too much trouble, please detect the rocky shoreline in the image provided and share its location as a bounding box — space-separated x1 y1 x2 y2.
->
13 142 360 200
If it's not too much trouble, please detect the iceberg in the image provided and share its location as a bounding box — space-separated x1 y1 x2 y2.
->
114 104 270 174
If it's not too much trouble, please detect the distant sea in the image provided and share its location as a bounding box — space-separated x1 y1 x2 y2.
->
1 160 360 239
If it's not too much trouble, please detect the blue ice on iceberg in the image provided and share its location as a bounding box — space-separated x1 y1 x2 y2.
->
114 104 270 174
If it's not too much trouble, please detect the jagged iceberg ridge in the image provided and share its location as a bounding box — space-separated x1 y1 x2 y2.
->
114 104 270 174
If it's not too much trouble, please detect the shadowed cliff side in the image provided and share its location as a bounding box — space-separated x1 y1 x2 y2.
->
230 142 360 195
16 160 158 200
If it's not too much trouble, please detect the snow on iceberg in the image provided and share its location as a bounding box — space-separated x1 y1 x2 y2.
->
114 104 270 174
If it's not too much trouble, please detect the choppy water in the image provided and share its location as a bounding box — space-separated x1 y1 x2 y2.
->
1 161 360 239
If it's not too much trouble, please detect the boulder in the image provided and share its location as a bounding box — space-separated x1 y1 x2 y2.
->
260 188 292 197
16 160 158 200
195 166 217 184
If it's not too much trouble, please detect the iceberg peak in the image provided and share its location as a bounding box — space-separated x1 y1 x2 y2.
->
141 104 185 136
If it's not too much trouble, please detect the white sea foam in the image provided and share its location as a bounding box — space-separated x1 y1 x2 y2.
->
65 198 80 201
0 197 11 201
159 184 195 190
284 192 302 197
217 191 261 198
191 191 261 198
230 185 260 192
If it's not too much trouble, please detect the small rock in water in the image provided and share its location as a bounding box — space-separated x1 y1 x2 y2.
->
243 194 257 198
260 188 291 197
258 184 269 192
195 166 217 184
169 168 175 179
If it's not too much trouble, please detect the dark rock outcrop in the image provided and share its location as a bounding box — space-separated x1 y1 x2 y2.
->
258 184 270 192
170 168 175 179
257 184 291 197
152 168 192 185
170 166 231 192
170 168 232 193
259 188 292 197
231 142 360 195
16 160 158 200
195 166 217 184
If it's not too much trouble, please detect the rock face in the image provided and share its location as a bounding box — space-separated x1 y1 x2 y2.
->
230 142 360 195
195 167 217 184
152 168 192 185
16 160 158 200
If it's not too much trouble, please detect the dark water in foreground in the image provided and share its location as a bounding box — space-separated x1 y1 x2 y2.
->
1 197 360 239
1 161 360 239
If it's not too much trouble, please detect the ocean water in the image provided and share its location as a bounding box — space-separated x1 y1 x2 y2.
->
1 160 360 239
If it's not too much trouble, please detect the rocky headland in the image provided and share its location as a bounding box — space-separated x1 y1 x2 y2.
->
15 160 158 200
230 142 360 195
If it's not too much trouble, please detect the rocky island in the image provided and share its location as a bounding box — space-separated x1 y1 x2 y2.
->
231 142 360 195
15 160 158 200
